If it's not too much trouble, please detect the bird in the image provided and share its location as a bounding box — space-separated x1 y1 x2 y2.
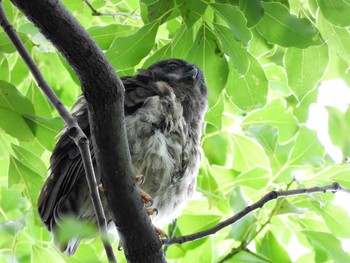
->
37 58 208 256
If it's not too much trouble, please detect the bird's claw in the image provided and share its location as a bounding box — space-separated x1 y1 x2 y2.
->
147 207 158 216
140 189 153 207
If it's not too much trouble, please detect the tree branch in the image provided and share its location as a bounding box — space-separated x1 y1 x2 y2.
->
6 0 165 261
164 182 349 246
0 2 116 262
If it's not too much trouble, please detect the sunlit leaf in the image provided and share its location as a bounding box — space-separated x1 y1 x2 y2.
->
11 144 46 177
8 155 42 207
231 133 270 172
303 231 350 262
188 25 229 106
88 24 138 50
258 230 292 262
288 126 325 167
257 2 322 48
0 81 35 141
327 106 350 156
141 0 176 24
318 12 350 66
177 214 221 234
239 0 264 28
318 0 350 27
242 99 299 143
234 166 271 190
0 32 28 53
106 21 159 70
313 203 350 238
210 3 251 45
226 54 268 110
284 44 329 102
177 0 208 29
264 63 290 96
214 24 249 75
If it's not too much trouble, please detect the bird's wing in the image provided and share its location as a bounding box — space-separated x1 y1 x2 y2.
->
38 104 90 228
38 73 162 229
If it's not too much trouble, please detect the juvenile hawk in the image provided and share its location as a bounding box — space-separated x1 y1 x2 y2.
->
38 59 208 255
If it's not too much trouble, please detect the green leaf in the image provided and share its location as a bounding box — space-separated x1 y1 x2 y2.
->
230 251 270 263
11 144 46 177
235 166 271 190
24 116 63 151
231 133 270 172
88 24 138 50
214 24 249 75
0 56 10 82
264 64 290 96
26 81 52 118
187 26 229 106
171 24 194 60
197 159 219 199
330 164 350 189
211 165 238 195
183 237 215 263
284 44 329 102
327 106 350 156
318 0 350 27
257 2 322 48
0 81 35 141
141 0 175 24
239 0 264 28
177 214 221 234
0 187 26 214
177 0 208 29
0 32 28 53
106 21 159 70
258 230 292 263
31 245 63 263
8 156 43 207
210 3 251 45
313 203 350 238
205 91 224 130
318 12 350 66
246 125 278 155
226 54 268 110
303 231 350 262
203 132 232 166
242 99 299 143
288 126 325 167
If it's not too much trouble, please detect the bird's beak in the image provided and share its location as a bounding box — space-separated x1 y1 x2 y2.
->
184 67 198 79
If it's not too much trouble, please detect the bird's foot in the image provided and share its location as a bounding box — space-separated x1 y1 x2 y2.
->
136 175 167 239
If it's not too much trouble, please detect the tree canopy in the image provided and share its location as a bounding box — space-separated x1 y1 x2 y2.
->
1 0 350 262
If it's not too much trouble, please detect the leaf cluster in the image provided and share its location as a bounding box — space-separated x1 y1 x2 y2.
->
1 0 350 262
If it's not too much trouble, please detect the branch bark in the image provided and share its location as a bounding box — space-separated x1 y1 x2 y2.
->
164 182 349 246
0 3 116 261
8 0 164 262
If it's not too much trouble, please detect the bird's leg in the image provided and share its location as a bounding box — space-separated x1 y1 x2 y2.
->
136 175 168 240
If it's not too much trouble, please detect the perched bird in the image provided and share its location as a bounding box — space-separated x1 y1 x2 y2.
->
38 58 208 255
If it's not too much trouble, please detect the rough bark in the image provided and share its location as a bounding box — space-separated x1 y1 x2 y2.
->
10 0 165 262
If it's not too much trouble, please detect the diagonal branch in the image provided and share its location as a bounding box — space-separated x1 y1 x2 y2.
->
164 182 349 246
5 0 165 262
0 2 116 262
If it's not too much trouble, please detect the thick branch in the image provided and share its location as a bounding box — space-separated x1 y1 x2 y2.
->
165 182 348 246
0 2 116 262
8 0 164 262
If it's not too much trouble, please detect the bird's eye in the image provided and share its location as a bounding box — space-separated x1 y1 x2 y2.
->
167 61 181 69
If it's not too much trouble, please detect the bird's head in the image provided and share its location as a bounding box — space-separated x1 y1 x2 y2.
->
138 59 207 99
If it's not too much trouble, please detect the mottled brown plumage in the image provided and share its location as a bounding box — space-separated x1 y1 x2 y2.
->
38 59 207 255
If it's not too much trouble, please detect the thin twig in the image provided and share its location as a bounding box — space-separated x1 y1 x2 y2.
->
0 2 116 262
82 0 140 19
164 182 348 246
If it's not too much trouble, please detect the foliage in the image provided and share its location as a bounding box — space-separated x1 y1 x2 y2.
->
1 0 350 262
